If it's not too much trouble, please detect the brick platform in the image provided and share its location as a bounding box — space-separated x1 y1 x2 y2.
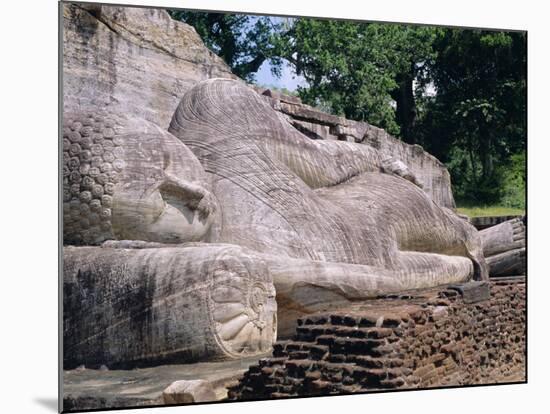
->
228 277 525 400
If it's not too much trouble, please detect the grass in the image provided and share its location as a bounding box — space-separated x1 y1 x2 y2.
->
456 205 525 218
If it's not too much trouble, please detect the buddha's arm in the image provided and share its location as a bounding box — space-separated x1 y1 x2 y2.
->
261 113 422 189
170 78 420 191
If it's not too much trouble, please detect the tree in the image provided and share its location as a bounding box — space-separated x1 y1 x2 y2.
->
388 27 440 144
273 19 438 140
168 10 282 81
417 29 526 204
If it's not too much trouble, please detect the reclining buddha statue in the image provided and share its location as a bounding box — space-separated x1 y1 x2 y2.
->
63 78 488 369
168 80 487 290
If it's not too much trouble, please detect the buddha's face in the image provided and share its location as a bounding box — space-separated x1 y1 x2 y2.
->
63 112 217 245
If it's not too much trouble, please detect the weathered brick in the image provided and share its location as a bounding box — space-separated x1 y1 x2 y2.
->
381 314 402 328
228 280 525 400
301 314 329 325
339 385 360 394
332 337 386 355
364 369 388 384
426 353 447 365
307 344 329 360
358 315 379 327
379 377 406 388
288 351 309 360
333 326 367 339
414 364 435 378
271 392 292 399
352 355 384 369
305 370 322 381
420 367 440 382
414 324 431 336
330 314 357 327
285 360 312 377
366 327 394 339
409 309 428 323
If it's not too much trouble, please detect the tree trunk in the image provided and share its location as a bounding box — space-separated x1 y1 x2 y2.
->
393 64 417 144
479 124 494 180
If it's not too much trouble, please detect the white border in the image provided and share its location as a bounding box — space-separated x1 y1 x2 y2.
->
2 0 548 413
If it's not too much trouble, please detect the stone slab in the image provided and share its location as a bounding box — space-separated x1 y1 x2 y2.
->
449 281 491 304
62 356 263 411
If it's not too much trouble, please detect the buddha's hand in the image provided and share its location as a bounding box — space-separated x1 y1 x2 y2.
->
162 173 218 221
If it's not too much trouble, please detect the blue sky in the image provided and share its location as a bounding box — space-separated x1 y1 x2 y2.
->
243 15 306 91
254 60 307 91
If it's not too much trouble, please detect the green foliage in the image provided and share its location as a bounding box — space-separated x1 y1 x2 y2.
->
456 205 525 218
499 151 526 209
446 146 504 205
446 149 525 209
417 29 526 206
272 20 438 137
256 84 299 97
167 10 282 82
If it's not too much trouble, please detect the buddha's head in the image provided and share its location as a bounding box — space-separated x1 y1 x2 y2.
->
63 111 218 245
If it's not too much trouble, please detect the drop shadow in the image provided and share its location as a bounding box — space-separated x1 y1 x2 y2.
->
34 397 58 412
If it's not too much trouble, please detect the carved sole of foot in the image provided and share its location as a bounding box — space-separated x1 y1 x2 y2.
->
480 217 526 276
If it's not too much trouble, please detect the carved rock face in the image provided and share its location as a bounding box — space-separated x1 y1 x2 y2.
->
63 111 217 245
62 3 237 129
206 246 278 356
63 244 277 368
